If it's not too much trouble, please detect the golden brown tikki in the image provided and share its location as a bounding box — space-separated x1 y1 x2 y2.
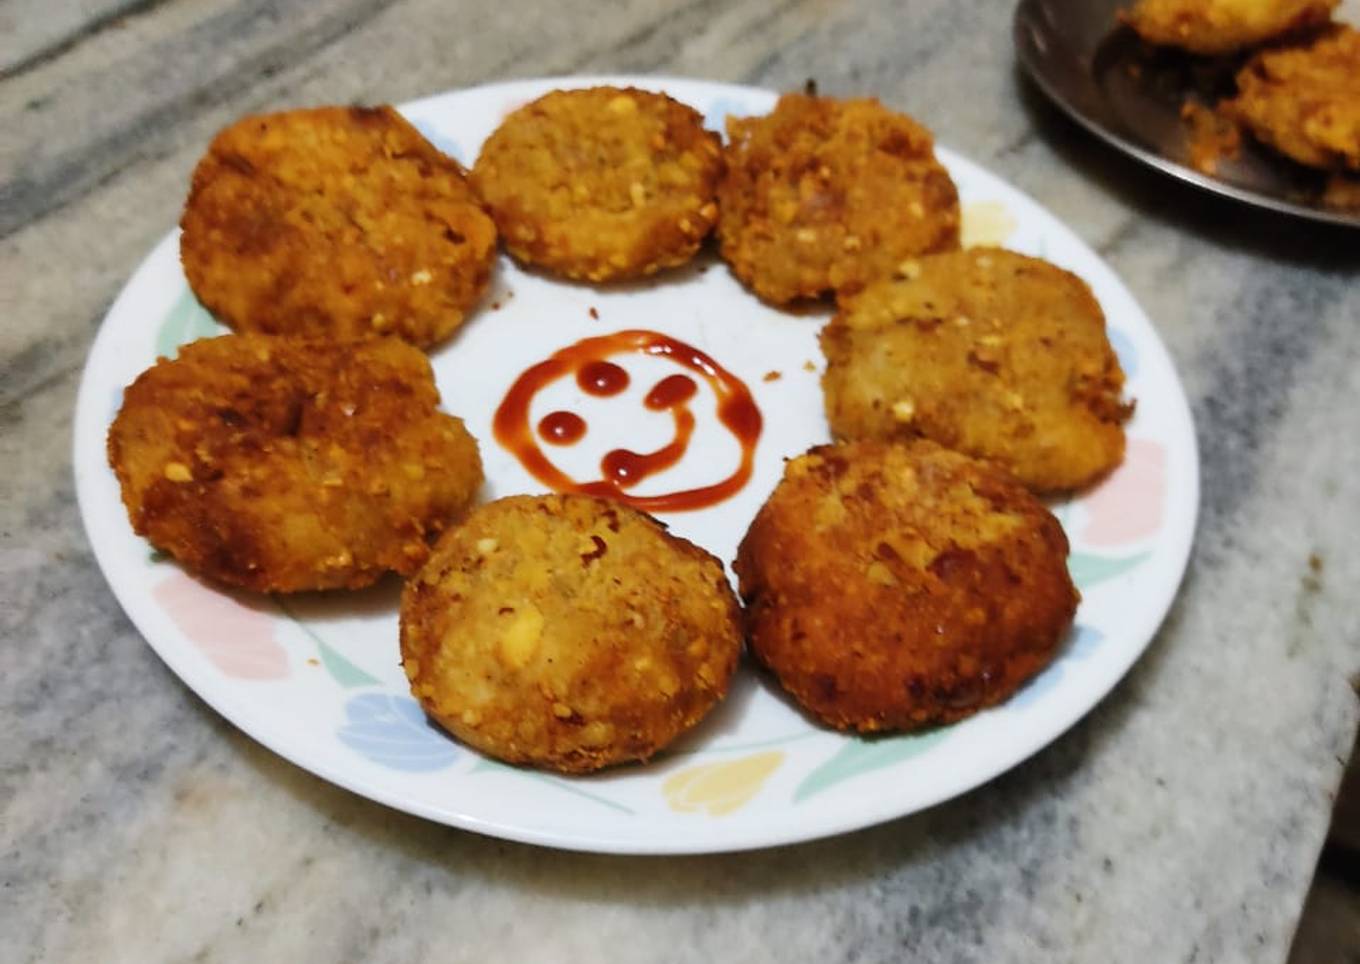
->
734 441 1079 733
180 106 497 349
820 247 1131 494
1121 0 1338 55
401 495 742 773
717 93 960 305
107 335 483 593
470 87 723 282
1222 25 1360 171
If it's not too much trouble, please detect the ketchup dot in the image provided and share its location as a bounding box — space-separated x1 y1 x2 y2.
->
577 361 629 396
602 449 647 488
644 374 697 410
539 411 586 445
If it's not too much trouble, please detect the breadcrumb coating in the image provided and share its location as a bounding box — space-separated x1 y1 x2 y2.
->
735 440 1079 733
1122 0 1338 55
401 494 742 773
820 247 1131 494
471 87 723 282
181 106 497 349
1223 25 1360 171
108 334 483 592
717 93 960 305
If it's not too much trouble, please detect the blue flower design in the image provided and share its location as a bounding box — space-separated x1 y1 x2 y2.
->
410 119 465 164
1066 624 1105 660
155 288 222 358
704 96 758 135
1010 625 1104 708
1108 328 1138 378
337 693 458 772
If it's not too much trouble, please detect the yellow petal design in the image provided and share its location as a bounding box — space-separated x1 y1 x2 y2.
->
662 751 784 816
960 201 1018 248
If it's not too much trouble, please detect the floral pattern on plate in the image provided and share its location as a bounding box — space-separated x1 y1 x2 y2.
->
75 76 1198 853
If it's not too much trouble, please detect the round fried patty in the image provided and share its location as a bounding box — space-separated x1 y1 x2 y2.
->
1224 25 1360 171
107 334 483 592
717 93 960 305
470 87 723 282
1122 0 1337 55
401 494 742 773
820 247 1131 494
734 440 1079 733
181 105 497 348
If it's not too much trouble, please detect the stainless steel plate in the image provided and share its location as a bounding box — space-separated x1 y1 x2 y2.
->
1013 0 1360 228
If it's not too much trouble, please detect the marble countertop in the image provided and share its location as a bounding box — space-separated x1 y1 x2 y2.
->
3 1 1358 961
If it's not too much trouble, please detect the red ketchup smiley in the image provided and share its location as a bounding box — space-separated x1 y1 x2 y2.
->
492 330 762 512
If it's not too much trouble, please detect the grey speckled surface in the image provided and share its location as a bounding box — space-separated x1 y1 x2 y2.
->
2 1 1358 961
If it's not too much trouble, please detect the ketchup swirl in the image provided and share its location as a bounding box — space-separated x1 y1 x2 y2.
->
492 330 762 512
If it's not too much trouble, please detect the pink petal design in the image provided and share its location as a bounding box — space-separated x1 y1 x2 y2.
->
152 572 289 680
1080 438 1167 547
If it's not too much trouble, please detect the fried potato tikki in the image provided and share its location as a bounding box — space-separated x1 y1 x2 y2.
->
735 440 1078 733
470 87 723 282
1223 25 1360 171
1122 0 1338 55
108 335 483 593
181 106 497 349
401 495 741 773
717 93 960 305
821 248 1131 494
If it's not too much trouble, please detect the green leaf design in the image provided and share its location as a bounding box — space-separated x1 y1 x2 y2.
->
472 758 635 814
794 729 948 803
1068 551 1151 590
658 729 821 759
155 288 222 358
316 640 381 688
272 597 380 688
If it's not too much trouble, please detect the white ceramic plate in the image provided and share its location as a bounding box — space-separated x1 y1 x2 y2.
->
73 77 1198 855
